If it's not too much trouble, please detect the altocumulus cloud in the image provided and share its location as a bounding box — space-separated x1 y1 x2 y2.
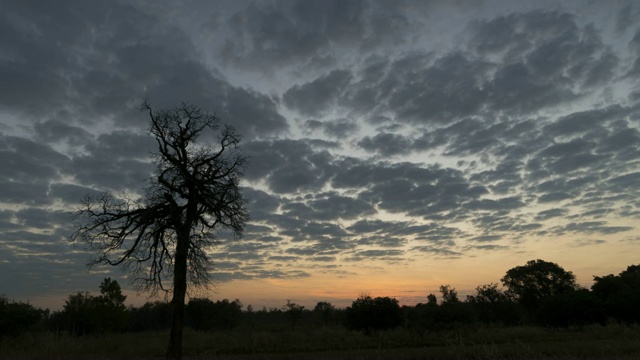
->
0 0 639 306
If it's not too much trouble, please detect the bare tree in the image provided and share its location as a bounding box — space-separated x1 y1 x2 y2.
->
72 101 248 359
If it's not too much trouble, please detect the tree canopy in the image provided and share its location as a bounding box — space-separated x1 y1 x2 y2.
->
501 259 578 311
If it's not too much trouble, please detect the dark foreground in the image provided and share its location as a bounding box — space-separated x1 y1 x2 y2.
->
2 323 640 359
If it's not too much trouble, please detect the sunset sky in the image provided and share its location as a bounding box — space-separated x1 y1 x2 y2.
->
1 0 639 311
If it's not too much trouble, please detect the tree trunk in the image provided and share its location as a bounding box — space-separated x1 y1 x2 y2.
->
166 230 189 360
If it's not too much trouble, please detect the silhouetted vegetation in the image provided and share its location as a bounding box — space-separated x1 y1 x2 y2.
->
186 298 242 331
592 264 640 324
282 300 305 329
47 277 128 336
501 259 579 315
313 301 336 326
126 301 172 332
3 260 640 359
346 295 403 333
0 296 46 338
72 101 249 359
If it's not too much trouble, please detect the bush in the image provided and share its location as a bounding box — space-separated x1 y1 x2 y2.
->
127 301 172 331
187 298 243 331
536 289 606 327
0 296 45 337
592 265 640 324
467 283 523 326
346 296 403 334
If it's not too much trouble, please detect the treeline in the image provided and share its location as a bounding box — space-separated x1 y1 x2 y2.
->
1 260 639 338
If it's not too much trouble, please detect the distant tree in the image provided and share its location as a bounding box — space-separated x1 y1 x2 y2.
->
436 285 474 325
536 289 606 327
62 292 100 336
97 277 128 332
282 300 305 329
592 264 640 323
187 298 242 331
0 296 45 337
466 283 522 325
406 293 440 332
426 293 438 306
466 283 508 304
127 301 172 331
439 285 459 303
72 101 248 359
99 277 127 309
346 296 403 334
501 259 578 312
313 301 335 326
58 278 128 336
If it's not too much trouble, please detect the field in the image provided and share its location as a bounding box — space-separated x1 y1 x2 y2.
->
2 323 640 359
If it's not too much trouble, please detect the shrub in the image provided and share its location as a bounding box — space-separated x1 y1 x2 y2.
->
346 296 403 334
0 296 45 337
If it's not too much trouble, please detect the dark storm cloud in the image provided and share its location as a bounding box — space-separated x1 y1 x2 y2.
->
33 119 94 147
349 161 491 220
386 52 492 124
14 208 70 229
0 0 287 140
470 10 618 87
615 4 640 33
304 118 360 139
218 0 411 71
340 9 621 130
626 30 640 78
347 220 462 246
244 139 335 194
358 133 412 156
243 188 281 222
284 70 352 117
0 180 50 206
0 135 71 182
287 192 377 221
48 183 104 205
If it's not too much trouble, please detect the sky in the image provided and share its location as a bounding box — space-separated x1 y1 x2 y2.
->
1 0 640 311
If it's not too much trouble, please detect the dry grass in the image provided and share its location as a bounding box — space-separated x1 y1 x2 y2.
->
2 323 640 359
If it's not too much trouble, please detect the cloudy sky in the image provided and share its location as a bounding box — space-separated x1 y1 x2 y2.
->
2 0 640 310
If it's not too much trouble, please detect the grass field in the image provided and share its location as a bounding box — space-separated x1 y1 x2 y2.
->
2 323 640 359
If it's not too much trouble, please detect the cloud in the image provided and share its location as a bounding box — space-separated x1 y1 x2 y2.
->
358 133 412 156
554 221 633 235
217 0 411 71
535 208 568 221
284 70 352 117
411 246 462 258
1 0 639 307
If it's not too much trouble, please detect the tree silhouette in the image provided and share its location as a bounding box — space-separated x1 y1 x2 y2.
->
282 300 305 329
346 296 403 334
72 101 248 359
97 277 128 332
439 285 459 303
592 264 640 323
0 296 45 337
501 259 578 312
313 301 335 326
466 283 521 325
